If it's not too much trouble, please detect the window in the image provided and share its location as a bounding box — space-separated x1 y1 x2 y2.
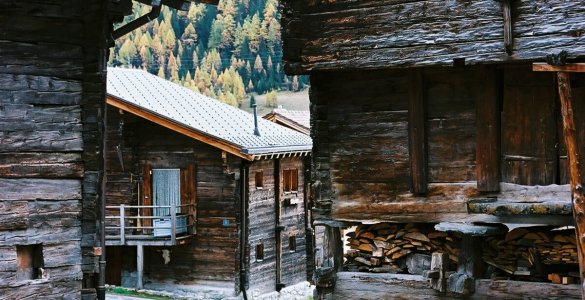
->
255 243 264 261
255 171 264 188
289 235 297 253
152 169 181 217
16 244 44 280
283 169 299 192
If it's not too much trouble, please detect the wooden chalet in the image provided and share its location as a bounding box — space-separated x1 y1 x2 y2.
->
104 68 313 296
264 109 311 136
282 1 585 299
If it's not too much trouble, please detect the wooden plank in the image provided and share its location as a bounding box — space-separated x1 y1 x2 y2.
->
534 63 585 73
0 178 81 201
0 201 29 230
136 245 143 289
408 70 427 194
501 70 557 185
142 165 152 229
474 279 580 299
475 67 500 192
107 96 252 161
282 0 585 73
555 71 585 296
0 153 83 178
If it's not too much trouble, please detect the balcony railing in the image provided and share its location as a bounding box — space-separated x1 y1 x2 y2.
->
105 204 195 246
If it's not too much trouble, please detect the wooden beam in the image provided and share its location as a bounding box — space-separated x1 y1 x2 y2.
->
107 96 253 161
476 67 501 192
136 245 143 289
533 63 585 73
533 63 585 298
556 72 585 298
408 70 428 194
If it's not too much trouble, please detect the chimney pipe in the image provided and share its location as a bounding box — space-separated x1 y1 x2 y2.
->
250 96 261 136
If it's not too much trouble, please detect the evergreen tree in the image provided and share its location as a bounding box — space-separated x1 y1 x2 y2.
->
109 0 310 102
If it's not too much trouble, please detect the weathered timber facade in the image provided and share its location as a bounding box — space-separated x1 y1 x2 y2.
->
282 0 585 298
0 1 110 298
104 68 312 296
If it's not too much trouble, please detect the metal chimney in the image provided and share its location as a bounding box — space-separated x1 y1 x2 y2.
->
250 95 261 136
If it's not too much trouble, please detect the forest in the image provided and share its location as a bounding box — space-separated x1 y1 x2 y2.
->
108 0 309 107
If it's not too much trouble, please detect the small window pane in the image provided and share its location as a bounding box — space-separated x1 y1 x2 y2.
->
289 235 296 253
283 169 299 192
256 244 264 261
255 171 263 188
17 244 44 280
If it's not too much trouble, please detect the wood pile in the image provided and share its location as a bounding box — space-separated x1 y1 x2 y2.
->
483 227 578 282
344 223 461 274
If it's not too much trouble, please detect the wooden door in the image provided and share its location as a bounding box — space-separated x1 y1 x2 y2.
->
501 68 558 185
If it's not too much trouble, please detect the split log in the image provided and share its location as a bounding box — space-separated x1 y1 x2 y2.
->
345 223 461 274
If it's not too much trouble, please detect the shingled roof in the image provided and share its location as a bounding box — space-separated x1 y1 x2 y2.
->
106 67 312 160
264 108 310 136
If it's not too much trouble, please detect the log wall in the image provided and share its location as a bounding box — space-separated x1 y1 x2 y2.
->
279 157 308 288
0 1 108 298
248 159 278 293
282 0 585 74
247 157 308 293
309 65 584 225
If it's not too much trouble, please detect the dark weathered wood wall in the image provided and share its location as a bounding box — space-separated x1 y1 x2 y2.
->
309 65 584 225
105 109 241 290
248 159 278 293
282 0 585 73
247 157 308 293
0 1 108 298
279 157 308 288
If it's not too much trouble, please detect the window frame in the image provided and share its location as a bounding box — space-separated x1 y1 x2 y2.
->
288 235 297 253
255 170 264 189
283 168 299 193
255 243 264 262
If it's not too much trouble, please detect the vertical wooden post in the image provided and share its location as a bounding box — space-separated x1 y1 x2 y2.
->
120 205 125 245
274 158 283 290
557 72 585 297
409 69 428 194
170 204 177 245
476 66 501 192
136 244 144 289
534 63 585 299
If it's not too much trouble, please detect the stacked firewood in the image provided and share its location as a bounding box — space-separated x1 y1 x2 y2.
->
344 223 461 273
483 227 578 280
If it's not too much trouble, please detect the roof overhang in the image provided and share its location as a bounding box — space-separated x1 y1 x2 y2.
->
263 112 310 136
107 95 254 161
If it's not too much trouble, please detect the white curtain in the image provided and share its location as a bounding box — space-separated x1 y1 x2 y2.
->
152 169 180 217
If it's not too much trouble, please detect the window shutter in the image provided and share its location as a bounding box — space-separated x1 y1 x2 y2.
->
292 169 298 191
142 164 152 228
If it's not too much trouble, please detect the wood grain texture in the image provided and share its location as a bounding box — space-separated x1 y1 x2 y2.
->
0 179 81 201
408 70 427 194
475 67 500 192
282 0 585 74
555 71 585 294
0 153 83 178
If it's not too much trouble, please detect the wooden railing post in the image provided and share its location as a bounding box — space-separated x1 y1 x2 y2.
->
120 205 126 245
171 204 177 244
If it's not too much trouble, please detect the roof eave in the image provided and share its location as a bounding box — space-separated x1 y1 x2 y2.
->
106 95 254 161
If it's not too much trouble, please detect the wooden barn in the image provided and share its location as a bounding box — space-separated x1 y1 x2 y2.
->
0 1 111 299
264 109 311 136
0 1 217 299
281 1 585 299
104 68 312 296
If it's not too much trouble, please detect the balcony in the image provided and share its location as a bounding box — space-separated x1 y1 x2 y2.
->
105 204 195 246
